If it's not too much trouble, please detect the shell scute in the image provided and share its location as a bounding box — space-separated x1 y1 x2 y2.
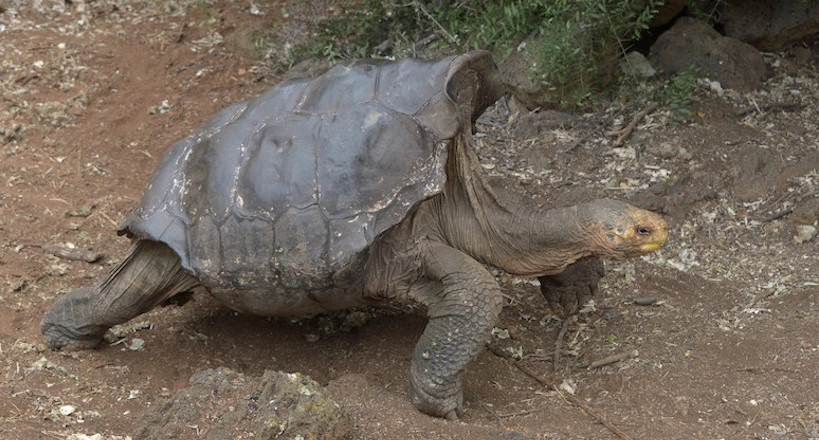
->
119 51 503 289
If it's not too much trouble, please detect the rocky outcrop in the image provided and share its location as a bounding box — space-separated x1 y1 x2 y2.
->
720 0 819 52
134 368 352 440
649 17 766 92
499 27 620 110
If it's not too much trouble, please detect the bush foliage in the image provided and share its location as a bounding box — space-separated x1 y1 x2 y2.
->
288 0 664 106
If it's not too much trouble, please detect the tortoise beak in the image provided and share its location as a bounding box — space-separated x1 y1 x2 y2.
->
639 241 664 252
638 224 668 252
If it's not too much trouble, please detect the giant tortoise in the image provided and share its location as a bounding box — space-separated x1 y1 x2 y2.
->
42 50 667 419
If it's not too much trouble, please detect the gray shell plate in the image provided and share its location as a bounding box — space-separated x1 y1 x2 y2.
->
119 51 502 290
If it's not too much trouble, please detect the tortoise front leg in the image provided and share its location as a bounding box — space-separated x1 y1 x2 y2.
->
41 239 199 350
539 257 604 317
409 243 504 419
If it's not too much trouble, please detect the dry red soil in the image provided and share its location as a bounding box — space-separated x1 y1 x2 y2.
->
1 1 817 439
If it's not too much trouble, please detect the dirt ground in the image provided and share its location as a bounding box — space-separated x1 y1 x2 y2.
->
1 1 818 439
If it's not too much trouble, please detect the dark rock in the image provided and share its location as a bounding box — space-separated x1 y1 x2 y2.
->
649 17 766 92
721 0 819 52
500 31 619 110
134 367 352 440
499 43 554 111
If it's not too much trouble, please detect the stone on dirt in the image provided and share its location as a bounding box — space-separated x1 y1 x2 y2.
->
620 51 656 79
134 367 351 440
720 0 819 52
500 32 620 110
794 225 817 244
649 17 767 92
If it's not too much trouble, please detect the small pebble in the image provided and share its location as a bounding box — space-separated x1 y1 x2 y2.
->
128 338 145 351
634 297 658 306
491 327 511 340
794 225 816 244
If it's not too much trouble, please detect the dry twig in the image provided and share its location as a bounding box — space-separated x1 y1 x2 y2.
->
737 102 805 117
755 189 818 222
98 210 120 228
41 244 102 263
743 287 777 311
487 344 634 440
606 103 658 146
759 208 793 223
589 349 640 369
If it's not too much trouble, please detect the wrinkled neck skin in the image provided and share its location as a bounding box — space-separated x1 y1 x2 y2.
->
428 132 602 277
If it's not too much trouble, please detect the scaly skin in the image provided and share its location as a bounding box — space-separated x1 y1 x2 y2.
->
407 243 504 418
41 240 198 350
40 286 110 350
396 134 668 418
41 142 668 420
40 52 668 420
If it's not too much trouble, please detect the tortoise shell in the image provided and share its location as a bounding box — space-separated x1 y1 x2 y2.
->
119 50 503 291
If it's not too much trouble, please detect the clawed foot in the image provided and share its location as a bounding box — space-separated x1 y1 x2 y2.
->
540 258 605 317
409 365 464 419
40 322 106 350
40 287 108 350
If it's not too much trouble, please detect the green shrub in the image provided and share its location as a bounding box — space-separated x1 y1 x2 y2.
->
284 0 664 107
657 64 700 124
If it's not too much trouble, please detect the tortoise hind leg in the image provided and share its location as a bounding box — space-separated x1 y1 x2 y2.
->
41 239 199 350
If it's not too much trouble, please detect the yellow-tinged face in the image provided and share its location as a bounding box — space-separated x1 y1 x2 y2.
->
597 202 668 259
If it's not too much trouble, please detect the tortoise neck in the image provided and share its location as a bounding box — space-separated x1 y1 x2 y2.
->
436 132 595 276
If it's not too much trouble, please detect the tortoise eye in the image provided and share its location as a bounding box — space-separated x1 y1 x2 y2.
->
636 226 651 236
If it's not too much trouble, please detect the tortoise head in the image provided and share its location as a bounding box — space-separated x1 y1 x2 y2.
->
582 199 668 259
